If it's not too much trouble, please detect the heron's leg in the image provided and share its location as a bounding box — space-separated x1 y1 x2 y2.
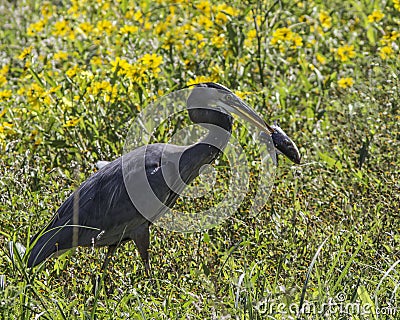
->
132 223 151 276
93 245 118 295
101 244 118 272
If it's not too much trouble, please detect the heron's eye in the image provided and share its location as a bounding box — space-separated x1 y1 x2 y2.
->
225 94 234 101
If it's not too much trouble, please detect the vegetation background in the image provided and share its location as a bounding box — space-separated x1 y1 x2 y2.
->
0 0 399 318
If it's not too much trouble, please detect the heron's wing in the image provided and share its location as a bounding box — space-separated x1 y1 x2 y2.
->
27 144 184 267
27 157 129 266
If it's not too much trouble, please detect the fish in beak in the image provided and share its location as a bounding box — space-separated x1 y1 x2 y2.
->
260 122 301 164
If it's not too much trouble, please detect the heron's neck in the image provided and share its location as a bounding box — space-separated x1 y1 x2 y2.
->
179 121 232 182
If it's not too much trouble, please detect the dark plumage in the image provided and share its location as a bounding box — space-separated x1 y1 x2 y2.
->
27 83 300 272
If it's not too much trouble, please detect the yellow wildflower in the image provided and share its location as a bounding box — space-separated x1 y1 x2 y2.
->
63 117 80 127
0 75 6 87
27 20 46 36
217 4 238 17
291 34 303 48
368 10 384 23
120 24 138 35
0 65 9 77
316 53 326 64
66 65 79 78
338 77 354 89
140 54 163 70
319 11 332 29
272 27 293 42
0 108 7 118
187 76 216 86
91 56 103 65
41 3 54 18
53 20 71 36
379 46 394 59
210 65 223 79
247 29 257 40
0 66 8 87
212 34 225 48
88 81 118 102
197 1 211 15
27 83 51 107
393 0 400 11
0 122 13 133
144 21 152 31
215 12 228 24
0 90 12 101
96 20 114 34
380 31 400 45
155 21 169 35
197 16 213 28
133 11 144 23
54 51 68 60
79 22 94 34
18 46 33 60
336 45 356 62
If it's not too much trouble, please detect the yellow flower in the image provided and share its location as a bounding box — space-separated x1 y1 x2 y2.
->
88 81 118 102
18 46 33 60
0 75 6 87
247 29 257 40
79 22 94 34
140 54 163 70
211 34 225 48
319 11 332 29
0 90 12 101
155 21 169 35
53 20 71 36
133 10 144 23
0 122 14 133
215 11 228 24
337 45 356 62
196 1 211 15
120 24 138 35
96 20 114 34
368 10 385 23
27 19 46 36
291 34 303 48
187 76 216 86
316 53 326 64
379 46 394 59
66 65 79 78
54 51 68 60
91 56 103 65
393 0 400 11
41 3 54 18
380 31 400 45
63 117 80 127
338 77 354 89
197 16 213 28
0 65 8 76
0 108 7 118
272 27 293 41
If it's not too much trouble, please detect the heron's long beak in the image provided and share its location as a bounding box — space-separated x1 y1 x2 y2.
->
219 94 275 134
219 93 301 165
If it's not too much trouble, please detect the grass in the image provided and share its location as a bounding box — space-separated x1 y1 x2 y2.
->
1 0 399 318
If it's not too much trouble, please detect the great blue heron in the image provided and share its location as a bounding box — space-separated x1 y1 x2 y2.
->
27 83 300 272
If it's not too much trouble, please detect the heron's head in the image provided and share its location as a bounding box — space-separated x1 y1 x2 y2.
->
187 82 274 134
